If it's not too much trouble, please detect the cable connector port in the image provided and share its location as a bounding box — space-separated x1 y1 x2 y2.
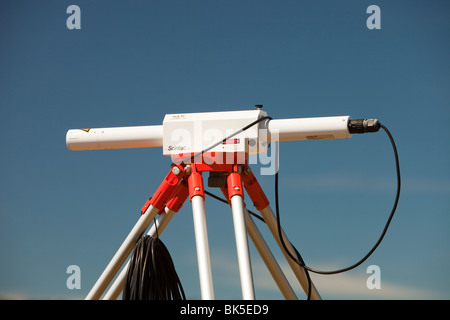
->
348 119 380 134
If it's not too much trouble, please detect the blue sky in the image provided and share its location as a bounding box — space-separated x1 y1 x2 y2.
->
0 0 449 300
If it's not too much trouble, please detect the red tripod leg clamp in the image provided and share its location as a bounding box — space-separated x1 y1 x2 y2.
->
140 197 153 215
188 165 205 200
141 165 185 214
165 180 189 213
242 167 270 210
227 166 244 200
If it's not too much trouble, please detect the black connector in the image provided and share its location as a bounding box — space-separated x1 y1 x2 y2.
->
348 119 380 134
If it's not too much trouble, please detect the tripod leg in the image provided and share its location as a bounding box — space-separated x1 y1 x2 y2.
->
191 195 215 300
228 170 255 300
230 195 255 300
85 204 160 300
222 182 296 300
244 209 297 300
242 168 321 300
102 179 189 300
102 208 176 300
259 206 321 300
86 166 186 300
189 167 214 300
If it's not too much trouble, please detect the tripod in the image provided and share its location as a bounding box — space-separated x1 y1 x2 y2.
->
85 152 321 300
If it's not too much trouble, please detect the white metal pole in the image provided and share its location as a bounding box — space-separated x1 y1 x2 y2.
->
244 209 297 300
230 195 255 300
259 206 322 300
102 208 176 300
191 195 215 300
85 204 160 300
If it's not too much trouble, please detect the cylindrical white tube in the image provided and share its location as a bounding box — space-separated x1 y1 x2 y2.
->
266 116 351 141
66 125 163 151
66 115 352 151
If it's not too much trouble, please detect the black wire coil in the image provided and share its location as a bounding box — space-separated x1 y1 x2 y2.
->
123 235 186 300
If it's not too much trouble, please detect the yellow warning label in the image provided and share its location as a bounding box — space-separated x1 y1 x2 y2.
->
80 128 90 133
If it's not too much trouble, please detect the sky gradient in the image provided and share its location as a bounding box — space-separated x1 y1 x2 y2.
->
1 0 449 300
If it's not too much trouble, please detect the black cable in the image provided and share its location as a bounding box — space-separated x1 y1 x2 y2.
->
197 116 399 299
123 235 186 300
274 123 401 275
